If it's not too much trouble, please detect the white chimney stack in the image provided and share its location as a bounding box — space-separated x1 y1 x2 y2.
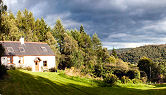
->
19 37 24 45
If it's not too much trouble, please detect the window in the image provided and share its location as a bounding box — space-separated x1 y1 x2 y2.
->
7 56 13 64
19 47 25 52
7 47 14 52
18 57 23 64
7 57 10 63
43 61 47 67
41 47 47 52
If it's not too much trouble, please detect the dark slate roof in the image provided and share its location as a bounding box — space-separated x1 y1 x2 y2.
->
0 41 55 56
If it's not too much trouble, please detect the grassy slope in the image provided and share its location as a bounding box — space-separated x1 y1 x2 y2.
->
0 70 166 95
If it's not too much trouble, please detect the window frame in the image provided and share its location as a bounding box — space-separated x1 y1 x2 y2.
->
43 61 47 67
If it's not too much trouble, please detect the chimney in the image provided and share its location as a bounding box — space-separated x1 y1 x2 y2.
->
19 37 24 45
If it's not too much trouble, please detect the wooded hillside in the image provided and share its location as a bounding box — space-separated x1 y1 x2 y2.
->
117 44 166 64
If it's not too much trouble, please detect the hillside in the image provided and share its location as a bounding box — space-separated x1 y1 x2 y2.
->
0 70 166 95
116 44 166 64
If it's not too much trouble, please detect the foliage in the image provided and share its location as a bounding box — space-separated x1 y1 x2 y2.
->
0 43 6 78
103 73 118 86
126 69 140 79
121 76 129 84
93 64 104 77
111 48 118 58
132 78 142 84
137 57 160 81
141 77 147 83
106 55 116 64
0 64 7 78
8 65 16 70
117 45 166 64
49 67 57 72
24 66 32 71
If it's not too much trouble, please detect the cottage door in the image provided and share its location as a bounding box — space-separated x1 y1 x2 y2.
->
35 61 39 71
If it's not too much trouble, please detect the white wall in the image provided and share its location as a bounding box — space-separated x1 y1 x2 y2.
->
1 57 7 65
23 56 55 72
1 56 56 72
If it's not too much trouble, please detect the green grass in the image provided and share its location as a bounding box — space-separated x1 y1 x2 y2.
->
0 70 166 95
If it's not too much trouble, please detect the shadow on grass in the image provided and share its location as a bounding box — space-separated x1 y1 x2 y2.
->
154 83 166 87
0 70 166 95
58 72 105 87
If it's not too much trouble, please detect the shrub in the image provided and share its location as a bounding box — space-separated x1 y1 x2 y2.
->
121 76 129 84
24 66 32 71
93 64 104 77
49 67 57 72
106 55 116 64
103 73 118 86
8 65 16 70
140 71 147 78
126 69 140 79
0 64 7 78
113 69 125 79
16 66 24 69
141 77 147 83
132 78 142 84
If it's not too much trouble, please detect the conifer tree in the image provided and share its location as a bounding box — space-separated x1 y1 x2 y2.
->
112 48 118 58
52 19 65 53
80 24 84 33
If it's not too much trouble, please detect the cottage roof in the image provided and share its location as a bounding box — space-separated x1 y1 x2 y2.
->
0 41 55 56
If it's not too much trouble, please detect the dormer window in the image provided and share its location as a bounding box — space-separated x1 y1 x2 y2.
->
19 47 25 52
41 47 47 52
7 47 14 52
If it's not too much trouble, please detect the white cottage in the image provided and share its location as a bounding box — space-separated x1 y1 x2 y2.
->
0 38 56 72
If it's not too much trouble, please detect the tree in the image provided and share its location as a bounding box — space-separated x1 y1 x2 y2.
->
58 33 79 69
52 19 65 53
112 48 118 58
0 0 7 31
0 12 20 41
92 33 103 63
92 33 102 50
0 0 7 78
137 56 159 81
80 24 84 33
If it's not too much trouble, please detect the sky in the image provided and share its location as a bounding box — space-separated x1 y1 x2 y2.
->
4 0 166 49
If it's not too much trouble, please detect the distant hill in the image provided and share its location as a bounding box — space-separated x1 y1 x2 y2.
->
114 44 166 64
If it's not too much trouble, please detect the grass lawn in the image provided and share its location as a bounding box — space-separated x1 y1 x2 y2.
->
0 70 166 95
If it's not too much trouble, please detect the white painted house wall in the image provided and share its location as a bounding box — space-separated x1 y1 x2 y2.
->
1 56 56 72
23 56 55 72
1 57 7 65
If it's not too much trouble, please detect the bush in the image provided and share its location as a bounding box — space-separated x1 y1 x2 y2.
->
121 76 129 84
113 69 125 79
126 69 140 79
141 77 147 83
93 64 104 77
132 78 142 84
8 65 16 70
103 73 118 86
24 66 32 71
0 64 7 78
49 67 57 72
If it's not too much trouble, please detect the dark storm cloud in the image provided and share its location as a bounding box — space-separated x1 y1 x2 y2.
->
5 0 166 49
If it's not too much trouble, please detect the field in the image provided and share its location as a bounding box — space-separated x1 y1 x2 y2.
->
0 70 166 95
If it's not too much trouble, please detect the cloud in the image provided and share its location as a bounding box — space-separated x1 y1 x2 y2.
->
4 0 166 49
45 12 82 28
103 41 166 49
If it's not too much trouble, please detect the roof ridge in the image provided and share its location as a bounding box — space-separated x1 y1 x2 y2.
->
0 41 47 44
